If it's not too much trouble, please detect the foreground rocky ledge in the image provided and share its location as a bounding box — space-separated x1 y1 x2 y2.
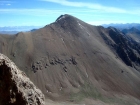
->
0 53 45 105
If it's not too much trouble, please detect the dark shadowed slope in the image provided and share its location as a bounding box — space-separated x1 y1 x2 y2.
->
0 14 140 104
100 27 140 71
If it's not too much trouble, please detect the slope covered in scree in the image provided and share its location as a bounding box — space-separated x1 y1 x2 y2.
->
0 14 140 104
0 53 45 105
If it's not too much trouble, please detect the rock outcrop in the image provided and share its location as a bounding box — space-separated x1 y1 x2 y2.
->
0 53 45 105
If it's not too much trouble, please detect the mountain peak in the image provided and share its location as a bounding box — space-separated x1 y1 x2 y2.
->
54 14 84 30
56 14 74 22
56 14 67 21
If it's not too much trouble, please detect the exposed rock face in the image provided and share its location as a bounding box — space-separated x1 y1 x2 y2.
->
0 53 45 105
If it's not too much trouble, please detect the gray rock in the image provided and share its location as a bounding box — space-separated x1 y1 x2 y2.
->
0 53 45 105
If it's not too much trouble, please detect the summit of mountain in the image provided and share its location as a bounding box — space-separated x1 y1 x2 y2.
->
0 14 140 105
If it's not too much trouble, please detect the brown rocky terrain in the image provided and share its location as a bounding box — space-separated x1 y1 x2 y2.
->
0 53 45 105
0 14 140 104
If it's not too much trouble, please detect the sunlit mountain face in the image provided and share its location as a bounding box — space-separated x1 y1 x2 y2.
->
0 14 140 105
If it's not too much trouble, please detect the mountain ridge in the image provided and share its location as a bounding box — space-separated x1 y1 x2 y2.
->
122 27 140 42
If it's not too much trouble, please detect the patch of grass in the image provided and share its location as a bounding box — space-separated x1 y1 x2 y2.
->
69 82 138 105
102 97 139 105
70 82 102 102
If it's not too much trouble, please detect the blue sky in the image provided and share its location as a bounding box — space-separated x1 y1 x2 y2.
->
0 0 140 26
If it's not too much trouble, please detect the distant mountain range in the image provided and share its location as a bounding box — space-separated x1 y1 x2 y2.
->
1 24 140 35
0 26 42 34
122 27 140 42
0 31 19 35
103 23 140 30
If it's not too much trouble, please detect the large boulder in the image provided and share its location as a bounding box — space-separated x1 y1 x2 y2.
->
0 53 45 105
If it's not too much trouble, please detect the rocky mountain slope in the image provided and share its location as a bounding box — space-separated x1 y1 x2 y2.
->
101 27 140 71
0 53 45 105
0 14 140 104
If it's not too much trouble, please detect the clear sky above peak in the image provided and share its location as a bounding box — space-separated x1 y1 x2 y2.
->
0 0 140 26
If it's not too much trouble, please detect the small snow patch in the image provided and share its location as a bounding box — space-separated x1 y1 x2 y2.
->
86 31 90 36
61 38 64 43
77 21 84 29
